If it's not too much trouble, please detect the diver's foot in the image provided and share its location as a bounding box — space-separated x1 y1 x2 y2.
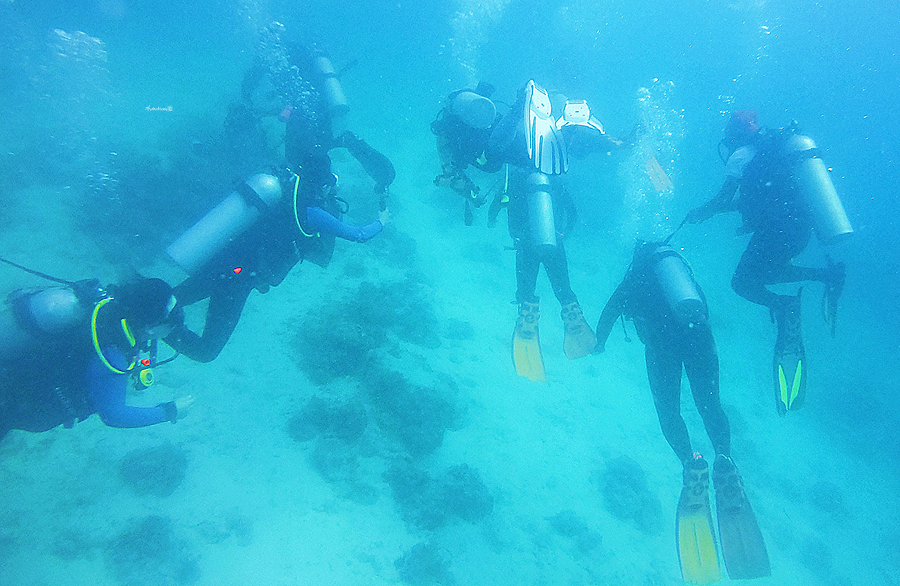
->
712 454 745 513
681 453 711 510
561 301 596 360
772 291 803 346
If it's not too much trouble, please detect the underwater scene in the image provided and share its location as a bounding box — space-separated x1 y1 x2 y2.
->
0 0 897 585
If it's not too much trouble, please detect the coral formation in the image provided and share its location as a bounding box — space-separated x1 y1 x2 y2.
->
394 541 455 586
119 443 188 497
596 456 663 535
106 515 200 586
384 463 493 530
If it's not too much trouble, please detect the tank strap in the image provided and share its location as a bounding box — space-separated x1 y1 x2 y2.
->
235 181 268 211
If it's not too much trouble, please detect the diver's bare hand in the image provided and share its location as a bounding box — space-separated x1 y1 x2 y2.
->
174 395 194 421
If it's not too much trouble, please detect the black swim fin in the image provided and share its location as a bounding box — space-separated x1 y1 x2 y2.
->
712 455 770 580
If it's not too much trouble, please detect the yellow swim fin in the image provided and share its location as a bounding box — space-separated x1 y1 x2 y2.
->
513 301 546 382
677 455 721 585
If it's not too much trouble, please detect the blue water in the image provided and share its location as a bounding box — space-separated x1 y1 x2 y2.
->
1 1 898 585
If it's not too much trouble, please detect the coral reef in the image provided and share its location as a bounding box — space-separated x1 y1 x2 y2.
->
286 395 368 444
366 368 461 458
292 277 443 386
119 443 188 497
384 463 493 530
105 515 200 586
596 456 663 535
394 541 455 586
548 510 602 554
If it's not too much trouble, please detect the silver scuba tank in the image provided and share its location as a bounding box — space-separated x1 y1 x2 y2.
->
650 247 706 326
312 51 350 127
782 134 853 245
0 287 84 360
525 172 557 252
166 174 283 274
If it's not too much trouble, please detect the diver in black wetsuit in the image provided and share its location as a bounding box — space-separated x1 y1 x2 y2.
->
685 110 848 414
595 242 770 581
165 26 394 364
594 241 730 465
430 82 505 225
232 23 395 200
486 81 596 380
0 278 191 442
685 110 845 316
164 160 389 364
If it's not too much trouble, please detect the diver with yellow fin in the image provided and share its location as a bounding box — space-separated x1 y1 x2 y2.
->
594 241 769 583
487 80 596 381
686 111 849 415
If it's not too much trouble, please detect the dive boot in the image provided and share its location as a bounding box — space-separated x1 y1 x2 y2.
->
712 455 770 580
676 453 721 585
513 301 546 382
773 291 806 415
561 301 596 360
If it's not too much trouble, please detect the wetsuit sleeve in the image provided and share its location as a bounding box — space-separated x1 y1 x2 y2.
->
595 278 630 350
305 207 383 242
687 177 740 224
87 351 172 428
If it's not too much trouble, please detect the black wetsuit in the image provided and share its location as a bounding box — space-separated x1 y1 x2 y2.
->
1 298 174 441
165 202 383 363
595 259 730 463
487 98 578 306
725 136 825 309
431 91 503 176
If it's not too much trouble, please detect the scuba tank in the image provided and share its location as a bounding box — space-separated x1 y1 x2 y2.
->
311 48 350 133
781 133 853 245
450 91 497 130
525 171 557 253
649 246 706 326
166 173 283 274
0 287 85 360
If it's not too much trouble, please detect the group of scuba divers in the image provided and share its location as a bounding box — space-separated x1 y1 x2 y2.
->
432 82 850 584
0 24 851 583
0 40 394 442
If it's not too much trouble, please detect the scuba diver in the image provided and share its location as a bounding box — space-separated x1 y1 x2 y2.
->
594 241 769 583
165 23 394 364
685 110 851 415
486 80 597 382
232 22 395 205
430 81 506 225
164 163 390 363
0 274 192 442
